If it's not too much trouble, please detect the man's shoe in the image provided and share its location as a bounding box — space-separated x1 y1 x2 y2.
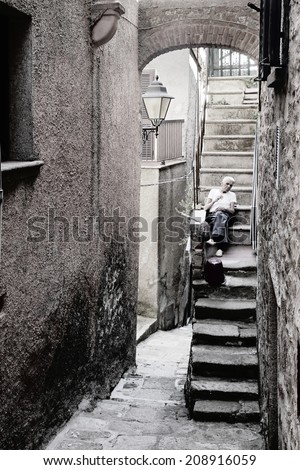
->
206 239 216 245
216 249 223 257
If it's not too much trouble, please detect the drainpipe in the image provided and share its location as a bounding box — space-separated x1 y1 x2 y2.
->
91 1 125 47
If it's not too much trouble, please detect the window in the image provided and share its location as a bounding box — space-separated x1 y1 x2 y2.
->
208 48 258 77
0 3 32 162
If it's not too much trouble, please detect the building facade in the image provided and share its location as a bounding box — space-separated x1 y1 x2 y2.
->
2 0 299 451
256 0 300 450
0 0 140 449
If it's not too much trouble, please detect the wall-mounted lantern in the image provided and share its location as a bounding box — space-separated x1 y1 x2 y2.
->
91 1 125 47
142 76 174 143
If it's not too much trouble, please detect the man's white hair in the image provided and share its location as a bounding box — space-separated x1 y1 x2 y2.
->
222 176 235 184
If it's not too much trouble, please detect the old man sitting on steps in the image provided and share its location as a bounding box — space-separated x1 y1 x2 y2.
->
204 176 236 257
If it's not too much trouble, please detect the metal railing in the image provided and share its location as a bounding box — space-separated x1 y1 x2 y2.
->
142 119 184 162
157 119 183 161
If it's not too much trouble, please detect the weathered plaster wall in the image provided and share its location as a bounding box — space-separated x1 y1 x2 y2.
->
0 0 140 449
138 166 159 316
256 0 300 450
138 0 259 70
138 161 189 329
158 161 189 330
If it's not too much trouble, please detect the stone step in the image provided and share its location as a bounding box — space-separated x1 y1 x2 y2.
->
207 91 246 106
192 399 260 422
204 225 251 252
191 344 258 378
221 245 257 275
207 77 258 92
193 273 257 300
229 224 251 245
200 168 253 187
190 376 259 401
201 151 254 170
192 319 256 346
231 205 252 225
205 120 257 135
199 186 253 205
242 100 258 105
203 135 255 152
206 105 258 120
195 298 256 321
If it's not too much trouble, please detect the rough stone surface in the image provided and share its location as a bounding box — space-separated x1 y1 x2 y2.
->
193 274 257 299
0 0 140 449
193 319 256 346
190 377 259 400
195 298 256 321
138 0 259 70
47 326 264 450
256 0 300 450
192 345 258 367
193 400 260 422
187 243 260 426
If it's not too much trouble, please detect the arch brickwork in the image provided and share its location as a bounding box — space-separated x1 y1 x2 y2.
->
138 0 260 70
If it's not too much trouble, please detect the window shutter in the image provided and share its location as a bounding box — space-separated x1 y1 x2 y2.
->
141 69 155 122
269 0 282 66
141 69 156 160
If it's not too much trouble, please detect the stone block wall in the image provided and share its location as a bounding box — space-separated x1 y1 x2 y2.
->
256 0 300 450
0 0 140 449
138 0 259 70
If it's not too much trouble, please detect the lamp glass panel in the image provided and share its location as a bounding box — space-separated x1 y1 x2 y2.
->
143 98 161 119
143 97 162 120
159 97 172 119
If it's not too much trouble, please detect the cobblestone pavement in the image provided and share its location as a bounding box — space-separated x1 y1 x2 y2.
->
47 325 265 450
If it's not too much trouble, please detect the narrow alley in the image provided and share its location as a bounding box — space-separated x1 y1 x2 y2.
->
2 0 300 453
47 322 264 451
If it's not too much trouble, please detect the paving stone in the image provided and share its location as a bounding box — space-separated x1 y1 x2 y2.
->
65 429 113 440
53 440 105 450
121 405 166 423
46 325 264 451
107 419 174 437
142 377 178 390
88 401 131 419
113 435 158 450
111 386 178 402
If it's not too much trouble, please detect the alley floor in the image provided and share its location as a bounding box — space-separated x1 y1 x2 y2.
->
47 324 264 450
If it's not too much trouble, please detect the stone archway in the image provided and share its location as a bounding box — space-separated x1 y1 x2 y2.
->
138 0 260 70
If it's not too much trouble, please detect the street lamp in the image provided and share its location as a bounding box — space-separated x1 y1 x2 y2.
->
142 76 174 143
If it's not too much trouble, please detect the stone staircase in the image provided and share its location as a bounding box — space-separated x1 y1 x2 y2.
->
185 76 260 424
185 245 260 423
198 76 258 245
